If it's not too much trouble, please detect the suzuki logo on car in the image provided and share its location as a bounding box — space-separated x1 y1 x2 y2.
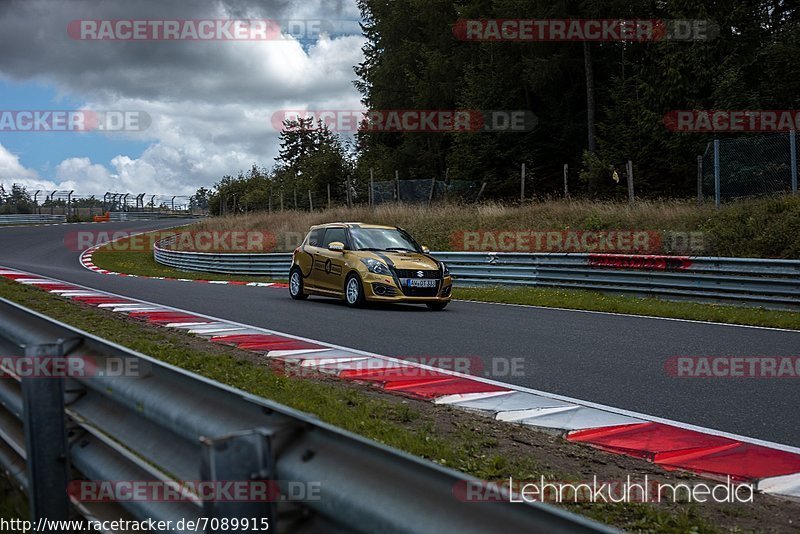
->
417 271 424 277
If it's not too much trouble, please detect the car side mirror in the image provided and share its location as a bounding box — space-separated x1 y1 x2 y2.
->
421 245 430 254
328 241 345 252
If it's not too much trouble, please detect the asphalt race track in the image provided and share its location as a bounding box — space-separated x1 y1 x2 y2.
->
1 220 798 446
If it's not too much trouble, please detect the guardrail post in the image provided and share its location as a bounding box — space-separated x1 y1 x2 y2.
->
21 342 71 523
200 429 277 532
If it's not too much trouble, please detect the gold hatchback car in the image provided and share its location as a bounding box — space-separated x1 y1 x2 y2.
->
289 223 452 310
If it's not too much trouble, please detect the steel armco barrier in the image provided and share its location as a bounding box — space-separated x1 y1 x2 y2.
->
109 212 193 221
153 236 800 309
0 299 610 533
0 214 66 225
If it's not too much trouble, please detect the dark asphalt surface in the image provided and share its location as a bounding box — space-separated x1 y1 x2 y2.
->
0 220 798 446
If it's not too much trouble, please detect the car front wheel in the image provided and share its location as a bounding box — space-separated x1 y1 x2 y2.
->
289 268 308 300
344 274 365 307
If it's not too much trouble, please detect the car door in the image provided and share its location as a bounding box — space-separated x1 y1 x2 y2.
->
299 228 323 289
314 227 349 293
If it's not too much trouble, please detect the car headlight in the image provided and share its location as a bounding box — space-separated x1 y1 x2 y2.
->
441 262 449 276
361 257 391 275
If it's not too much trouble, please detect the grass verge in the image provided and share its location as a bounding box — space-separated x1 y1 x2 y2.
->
2 277 799 532
89 231 275 283
455 286 800 330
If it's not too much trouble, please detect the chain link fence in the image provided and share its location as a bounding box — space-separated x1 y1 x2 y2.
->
370 178 482 205
0 185 194 219
702 132 799 202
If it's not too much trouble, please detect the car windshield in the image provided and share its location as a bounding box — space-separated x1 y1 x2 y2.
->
350 228 421 252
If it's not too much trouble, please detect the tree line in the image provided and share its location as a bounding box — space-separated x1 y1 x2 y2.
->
204 0 799 212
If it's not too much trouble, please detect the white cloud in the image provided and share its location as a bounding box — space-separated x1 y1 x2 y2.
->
0 143 53 190
0 0 366 195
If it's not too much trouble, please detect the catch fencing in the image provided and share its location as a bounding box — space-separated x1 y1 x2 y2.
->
153 237 800 309
370 178 482 204
0 298 607 533
701 132 799 204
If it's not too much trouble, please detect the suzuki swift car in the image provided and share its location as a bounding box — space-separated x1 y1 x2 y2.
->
289 223 452 310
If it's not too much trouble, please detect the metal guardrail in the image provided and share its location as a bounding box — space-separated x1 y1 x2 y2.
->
109 211 193 221
153 236 800 309
0 298 609 533
0 214 66 225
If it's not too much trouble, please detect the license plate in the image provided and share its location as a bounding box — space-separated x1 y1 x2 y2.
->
404 278 437 288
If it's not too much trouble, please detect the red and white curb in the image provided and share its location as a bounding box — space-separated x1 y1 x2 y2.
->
79 242 287 288
3 265 800 501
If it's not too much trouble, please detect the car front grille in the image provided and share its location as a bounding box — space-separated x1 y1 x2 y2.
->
393 269 440 279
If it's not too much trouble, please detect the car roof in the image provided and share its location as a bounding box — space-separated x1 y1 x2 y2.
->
309 222 397 230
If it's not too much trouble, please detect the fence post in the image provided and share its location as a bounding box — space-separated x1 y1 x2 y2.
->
714 139 721 208
475 182 487 202
327 183 331 209
369 168 374 206
563 164 569 199
294 187 297 209
791 130 797 195
520 163 526 202
395 170 400 202
697 155 703 205
626 160 634 205
21 342 71 523
268 192 272 214
280 190 284 211
308 190 313 212
428 175 436 206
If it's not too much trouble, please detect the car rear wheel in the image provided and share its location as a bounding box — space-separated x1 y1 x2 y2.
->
289 268 308 300
344 274 365 307
426 302 448 311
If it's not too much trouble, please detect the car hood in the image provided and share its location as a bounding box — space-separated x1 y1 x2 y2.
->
362 251 440 271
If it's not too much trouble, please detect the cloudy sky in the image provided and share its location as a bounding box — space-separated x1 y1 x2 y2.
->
0 0 364 196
